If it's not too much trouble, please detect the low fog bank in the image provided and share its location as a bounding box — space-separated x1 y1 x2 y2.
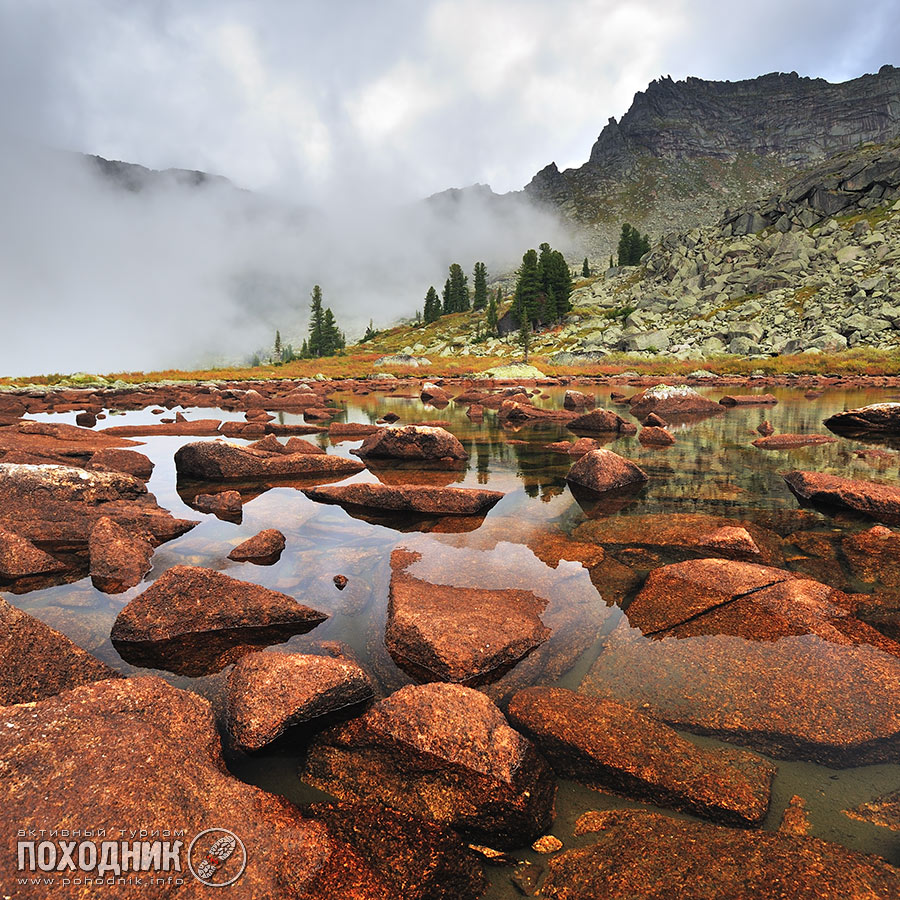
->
0 143 575 378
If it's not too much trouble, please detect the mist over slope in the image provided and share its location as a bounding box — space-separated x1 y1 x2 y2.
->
0 143 570 378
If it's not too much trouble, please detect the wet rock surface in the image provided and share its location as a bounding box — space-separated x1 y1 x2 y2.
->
174 439 364 481
629 384 723 420
566 408 630 433
386 547 550 684
302 682 557 848
825 402 900 434
0 597 118 704
194 489 243 521
784 469 900 523
350 425 468 460
508 687 775 826
88 515 154 593
111 565 328 675
0 527 66 580
752 433 837 449
228 528 286 564
845 789 900 832
582 621 900 765
565 449 648 496
543 809 900 900
304 482 504 516
227 651 374 751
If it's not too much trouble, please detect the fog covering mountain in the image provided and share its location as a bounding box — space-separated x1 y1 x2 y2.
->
0 142 571 377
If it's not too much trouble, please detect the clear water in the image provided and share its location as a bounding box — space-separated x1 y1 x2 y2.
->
7 384 900 894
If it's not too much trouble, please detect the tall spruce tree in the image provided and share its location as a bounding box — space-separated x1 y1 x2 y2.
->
617 224 650 265
423 286 440 323
547 249 573 317
441 278 451 315
308 285 325 357
472 262 487 310
582 258 591 277
274 330 282 360
513 249 542 329
447 263 469 312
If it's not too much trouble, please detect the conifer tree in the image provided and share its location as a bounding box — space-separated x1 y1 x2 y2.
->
442 278 451 315
486 293 499 336
308 285 325 357
582 258 591 277
423 285 440 323
274 330 282 359
448 263 469 312
472 262 488 310
513 249 541 329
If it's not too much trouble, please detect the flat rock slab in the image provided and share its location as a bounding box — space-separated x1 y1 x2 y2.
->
228 528 286 564
304 483 504 516
565 449 648 496
581 623 900 766
0 597 118 704
752 434 837 449
302 682 556 849
0 463 196 552
386 548 550 684
784 470 900 524
102 419 223 436
825 402 900 434
350 425 468 460
845 789 900 831
542 810 900 900
227 651 374 751
0 676 468 898
508 687 774 827
111 565 327 675
719 393 778 406
174 439 364 481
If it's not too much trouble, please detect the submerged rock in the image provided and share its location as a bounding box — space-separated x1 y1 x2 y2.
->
386 547 550 684
844 788 900 831
0 597 118 704
303 483 504 516
227 651 374 751
302 682 556 848
565 449 648 496
719 393 778 406
111 565 327 675
543 809 900 900
752 434 837 449
174 439 364 481
194 489 243 522
351 425 468 461
508 687 774 827
784 470 900 523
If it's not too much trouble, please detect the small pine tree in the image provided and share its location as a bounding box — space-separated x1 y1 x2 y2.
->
300 339 308 358
582 258 591 278
448 263 469 312
423 285 440 323
274 330 282 360
361 319 377 342
441 278 451 315
472 262 488 310
308 285 326 357
486 293 499 336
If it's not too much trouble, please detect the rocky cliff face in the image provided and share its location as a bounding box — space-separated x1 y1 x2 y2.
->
524 66 900 261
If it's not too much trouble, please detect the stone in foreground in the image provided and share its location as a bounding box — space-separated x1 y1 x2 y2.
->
303 483 504 516
227 651 374 751
386 548 550 684
508 687 774 826
0 597 118 704
565 449 648 496
541 809 900 900
0 676 479 899
0 527 65 579
88 516 154 593
174 439 364 481
784 470 900 524
351 425 468 460
302 682 556 848
581 622 900 766
111 565 327 675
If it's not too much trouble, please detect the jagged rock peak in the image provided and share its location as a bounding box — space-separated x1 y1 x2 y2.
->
586 66 900 168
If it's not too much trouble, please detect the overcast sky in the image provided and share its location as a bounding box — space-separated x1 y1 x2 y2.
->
2 0 898 201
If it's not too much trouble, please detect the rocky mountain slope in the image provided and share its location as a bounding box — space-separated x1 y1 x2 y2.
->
368 139 900 363
523 66 900 260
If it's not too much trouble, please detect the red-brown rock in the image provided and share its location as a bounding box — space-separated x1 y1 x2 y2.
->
642 412 668 427
88 516 154 593
563 390 594 410
565 449 648 496
629 384 723 419
386 547 550 684
227 651 375 751
757 419 775 435
566 408 630 433
302 682 556 848
844 789 900 831
351 425 468 460
843 526 900 587
0 527 65 579
303 483 504 516
174 439 364 481
638 425 675 445
508 687 774 826
87 447 155 479
195 490 243 522
228 528 286 564
825 401 900 434
719 393 778 406
784 470 900 523
0 597 117 704
542 810 900 900
752 433 837 449
111 565 328 675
